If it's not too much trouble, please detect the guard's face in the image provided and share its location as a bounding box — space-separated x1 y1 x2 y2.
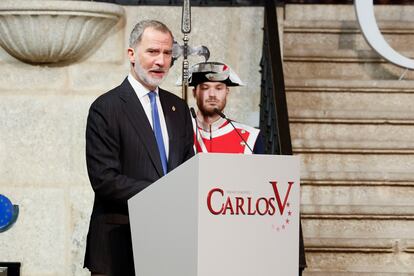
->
194 82 229 117
128 27 173 90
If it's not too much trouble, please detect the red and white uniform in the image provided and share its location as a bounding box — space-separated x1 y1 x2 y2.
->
193 117 260 154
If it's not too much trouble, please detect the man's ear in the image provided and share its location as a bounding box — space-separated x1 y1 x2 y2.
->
192 87 196 98
127 48 135 64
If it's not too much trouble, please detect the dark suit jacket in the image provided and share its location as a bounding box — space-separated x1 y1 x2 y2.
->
84 78 194 275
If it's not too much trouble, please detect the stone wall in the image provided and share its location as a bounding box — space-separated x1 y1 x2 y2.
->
2 3 414 276
0 5 264 276
284 4 414 275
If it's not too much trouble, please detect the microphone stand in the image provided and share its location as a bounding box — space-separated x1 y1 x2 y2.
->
190 107 200 153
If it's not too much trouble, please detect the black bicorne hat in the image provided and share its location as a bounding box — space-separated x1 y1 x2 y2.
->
188 62 245 87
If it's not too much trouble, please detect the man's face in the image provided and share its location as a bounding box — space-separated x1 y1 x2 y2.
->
128 27 173 90
193 82 229 117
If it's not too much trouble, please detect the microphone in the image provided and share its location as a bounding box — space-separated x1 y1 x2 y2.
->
190 107 200 153
213 108 253 153
214 108 226 119
190 107 197 120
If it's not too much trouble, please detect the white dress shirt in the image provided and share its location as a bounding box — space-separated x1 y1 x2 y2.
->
127 74 169 159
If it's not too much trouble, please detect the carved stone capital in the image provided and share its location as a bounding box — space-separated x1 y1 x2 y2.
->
0 1 124 64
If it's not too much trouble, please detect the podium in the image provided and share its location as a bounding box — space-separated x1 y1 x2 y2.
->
128 153 300 276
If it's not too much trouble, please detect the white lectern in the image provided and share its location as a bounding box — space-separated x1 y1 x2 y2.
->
128 153 300 276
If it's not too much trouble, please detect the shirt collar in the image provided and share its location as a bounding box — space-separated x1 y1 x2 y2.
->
127 73 159 99
197 116 227 132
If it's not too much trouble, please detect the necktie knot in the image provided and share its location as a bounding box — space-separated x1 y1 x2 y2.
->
148 91 156 103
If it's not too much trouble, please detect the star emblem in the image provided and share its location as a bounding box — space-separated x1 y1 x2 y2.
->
0 194 19 232
272 201 293 233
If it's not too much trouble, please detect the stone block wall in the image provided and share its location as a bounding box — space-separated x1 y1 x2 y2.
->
2 3 414 276
284 4 414 275
0 5 264 276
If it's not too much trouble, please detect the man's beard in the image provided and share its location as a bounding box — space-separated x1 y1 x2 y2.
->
134 61 167 88
198 99 226 117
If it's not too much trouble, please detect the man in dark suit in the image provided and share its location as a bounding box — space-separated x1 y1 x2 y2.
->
83 20 194 276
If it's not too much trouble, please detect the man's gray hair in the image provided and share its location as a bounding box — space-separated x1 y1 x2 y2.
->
129 20 173 48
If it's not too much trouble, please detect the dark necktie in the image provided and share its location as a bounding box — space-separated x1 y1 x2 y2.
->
148 91 167 175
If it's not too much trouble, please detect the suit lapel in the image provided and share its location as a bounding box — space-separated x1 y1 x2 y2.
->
118 79 164 177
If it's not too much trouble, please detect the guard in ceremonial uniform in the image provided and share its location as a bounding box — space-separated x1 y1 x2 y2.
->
189 61 306 276
189 61 263 154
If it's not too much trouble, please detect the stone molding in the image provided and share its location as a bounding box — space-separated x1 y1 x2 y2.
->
302 213 414 220
301 179 414 187
0 1 124 64
304 273 413 276
290 118 414 125
304 238 400 253
284 50 414 63
296 154 414 181
285 81 414 94
284 20 414 34
306 246 394 254
294 148 414 154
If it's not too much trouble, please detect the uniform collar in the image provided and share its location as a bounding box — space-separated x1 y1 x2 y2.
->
197 116 228 132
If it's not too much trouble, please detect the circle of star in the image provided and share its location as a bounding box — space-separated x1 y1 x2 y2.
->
0 194 13 230
271 202 293 232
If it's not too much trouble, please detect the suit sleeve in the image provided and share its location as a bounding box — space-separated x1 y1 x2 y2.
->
85 100 151 203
